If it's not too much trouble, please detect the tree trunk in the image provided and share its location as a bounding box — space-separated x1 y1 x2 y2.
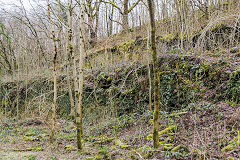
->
76 1 85 150
123 0 129 32
67 0 75 120
147 30 152 112
88 14 96 46
72 44 79 122
95 1 101 40
109 0 114 36
147 0 160 149
48 0 58 143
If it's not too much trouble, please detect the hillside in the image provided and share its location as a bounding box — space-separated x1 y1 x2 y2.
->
0 0 240 160
1 40 240 160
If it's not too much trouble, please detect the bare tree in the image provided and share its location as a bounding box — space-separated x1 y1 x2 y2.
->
47 0 58 143
147 0 160 149
103 0 142 32
66 0 75 121
83 0 102 47
76 0 86 150
0 24 15 74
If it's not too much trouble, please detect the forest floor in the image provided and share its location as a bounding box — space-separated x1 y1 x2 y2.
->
0 100 239 160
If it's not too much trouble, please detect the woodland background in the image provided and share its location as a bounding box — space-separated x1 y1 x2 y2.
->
0 0 240 159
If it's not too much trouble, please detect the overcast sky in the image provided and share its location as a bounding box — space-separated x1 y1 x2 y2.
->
0 0 45 10
0 0 29 10
0 0 29 5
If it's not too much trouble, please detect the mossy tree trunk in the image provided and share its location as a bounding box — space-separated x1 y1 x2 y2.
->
147 0 161 149
122 0 129 32
48 0 58 143
108 0 114 36
0 24 14 74
67 0 75 121
83 0 102 47
73 45 79 122
95 0 101 39
76 1 85 151
147 30 152 112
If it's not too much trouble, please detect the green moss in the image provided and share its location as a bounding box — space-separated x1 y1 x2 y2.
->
166 136 173 142
114 139 123 146
163 146 173 151
35 148 44 152
226 100 236 107
171 145 181 151
25 132 36 136
24 136 37 141
64 145 75 153
94 136 114 144
114 139 131 149
232 69 240 77
120 144 131 149
10 148 34 151
36 134 46 140
221 135 240 152
211 23 222 32
146 126 176 141
163 143 173 146
95 147 109 160
230 47 239 53
38 134 46 138
162 33 174 43
95 154 104 160
221 145 232 152
146 134 153 140
158 125 177 135
169 112 187 117
107 76 113 81
159 141 166 144
137 145 153 158
26 148 35 151
110 145 117 150
220 1 228 5
225 68 240 102
94 140 103 144
148 119 153 124
231 135 240 143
